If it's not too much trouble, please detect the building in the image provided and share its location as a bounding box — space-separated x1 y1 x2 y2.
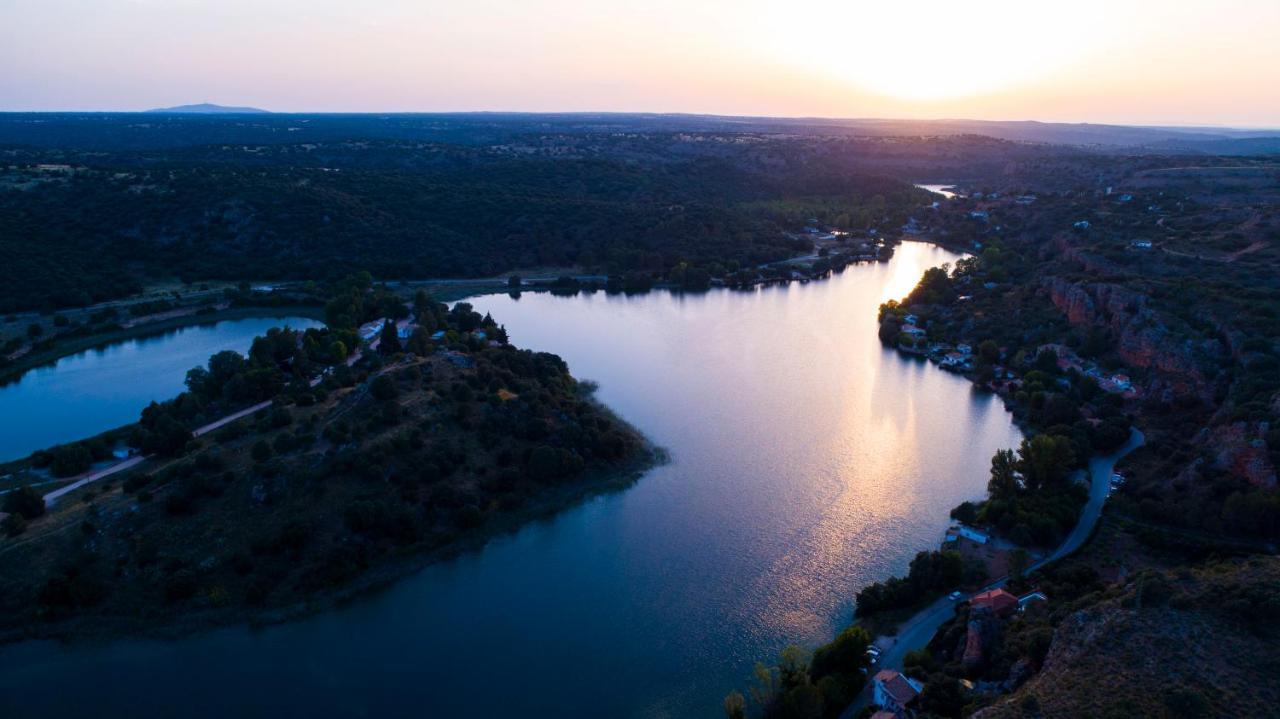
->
358 320 384 342
1131 239 1153 249
873 669 923 716
946 524 989 545
1073 220 1091 230
1018 591 1049 612
970 588 1019 617
956 343 973 355
900 325 927 339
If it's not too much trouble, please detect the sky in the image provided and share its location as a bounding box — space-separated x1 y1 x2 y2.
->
2 0 1277 126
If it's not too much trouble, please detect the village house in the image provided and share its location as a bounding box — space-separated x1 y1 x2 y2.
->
900 324 927 339
956 343 973 355
940 351 971 370
1018 591 1049 612
358 320 385 342
948 525 990 545
873 669 923 717
1073 220 1091 230
970 588 1019 617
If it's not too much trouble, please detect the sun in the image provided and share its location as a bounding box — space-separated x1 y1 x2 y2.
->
758 1 1109 104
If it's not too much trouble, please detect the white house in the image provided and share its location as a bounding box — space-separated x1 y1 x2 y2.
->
873 670 923 716
1018 591 1049 612
1131 240 1153 249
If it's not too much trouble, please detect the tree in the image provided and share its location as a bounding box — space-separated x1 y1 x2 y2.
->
810 624 872 682
1017 434 1077 489
1009 548 1030 581
979 339 1000 363
987 448 1020 498
2 485 46 520
406 327 432 355
50 444 93 477
378 320 402 355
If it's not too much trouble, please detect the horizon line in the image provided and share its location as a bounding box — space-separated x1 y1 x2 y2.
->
1 108 1278 132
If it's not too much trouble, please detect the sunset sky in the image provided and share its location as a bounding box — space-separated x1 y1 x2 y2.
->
2 0 1277 126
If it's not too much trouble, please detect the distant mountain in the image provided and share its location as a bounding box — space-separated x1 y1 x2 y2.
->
145 103 269 114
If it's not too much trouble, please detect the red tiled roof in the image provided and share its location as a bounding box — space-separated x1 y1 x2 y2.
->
971 588 1018 615
874 669 920 705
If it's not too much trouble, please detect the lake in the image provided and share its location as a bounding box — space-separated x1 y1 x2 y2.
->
916 184 958 199
0 243 1021 718
0 315 323 463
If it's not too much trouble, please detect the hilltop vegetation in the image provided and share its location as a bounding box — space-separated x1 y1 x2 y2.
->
0 129 936 312
0 285 652 641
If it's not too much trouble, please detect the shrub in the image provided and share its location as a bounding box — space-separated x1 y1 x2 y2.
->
2 485 45 520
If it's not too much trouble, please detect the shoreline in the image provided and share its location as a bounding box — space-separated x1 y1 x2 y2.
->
0 436 665 649
0 305 326 386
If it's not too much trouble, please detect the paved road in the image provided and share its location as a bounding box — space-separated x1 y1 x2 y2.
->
40 455 147 506
843 429 1145 716
40 319 410 508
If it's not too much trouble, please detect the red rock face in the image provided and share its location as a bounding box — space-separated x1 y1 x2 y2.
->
1211 423 1278 490
1043 277 1218 397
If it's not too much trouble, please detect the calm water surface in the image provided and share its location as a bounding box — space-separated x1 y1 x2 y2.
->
0 243 1020 718
916 184 958 199
0 316 321 462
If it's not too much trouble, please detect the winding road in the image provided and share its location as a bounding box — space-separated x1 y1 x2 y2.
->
844 428 1145 717
38 319 408 509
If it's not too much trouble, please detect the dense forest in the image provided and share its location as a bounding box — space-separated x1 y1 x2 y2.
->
0 282 654 639
0 123 943 312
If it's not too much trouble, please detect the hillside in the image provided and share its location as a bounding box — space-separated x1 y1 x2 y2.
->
0 134 936 312
145 103 270 114
0 299 654 642
972 556 1280 718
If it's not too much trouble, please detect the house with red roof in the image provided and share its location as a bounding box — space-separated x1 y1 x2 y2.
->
872 669 923 716
970 588 1018 617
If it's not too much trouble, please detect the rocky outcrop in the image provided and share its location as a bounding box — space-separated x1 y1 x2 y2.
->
1043 277 1222 396
1209 422 1277 490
